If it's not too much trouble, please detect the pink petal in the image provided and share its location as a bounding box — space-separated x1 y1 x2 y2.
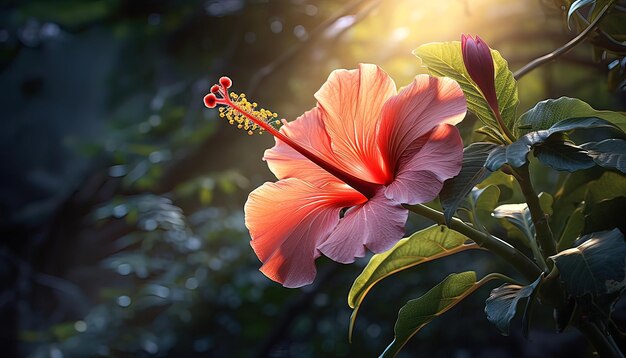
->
384 124 463 205
318 190 407 263
245 178 366 287
314 64 397 184
264 107 341 186
378 75 466 171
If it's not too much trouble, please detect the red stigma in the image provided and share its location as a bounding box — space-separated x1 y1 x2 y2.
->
204 77 231 108
204 93 218 108
219 76 232 89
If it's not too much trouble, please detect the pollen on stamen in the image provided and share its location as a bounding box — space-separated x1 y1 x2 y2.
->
204 77 282 136
218 90 281 135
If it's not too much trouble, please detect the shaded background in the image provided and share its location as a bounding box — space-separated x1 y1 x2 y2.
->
1 0 625 356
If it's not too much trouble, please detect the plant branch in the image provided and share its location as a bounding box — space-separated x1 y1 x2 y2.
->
515 165 557 268
483 272 524 286
405 204 542 282
513 4 611 80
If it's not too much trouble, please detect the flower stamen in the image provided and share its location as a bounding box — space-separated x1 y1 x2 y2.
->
203 76 380 198
205 78 280 135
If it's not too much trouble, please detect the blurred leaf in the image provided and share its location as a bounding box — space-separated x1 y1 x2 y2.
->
485 275 542 335
381 272 493 357
538 192 554 216
589 0 616 24
608 57 626 92
553 170 626 246
20 0 117 28
601 13 626 43
584 171 626 203
127 144 160 156
583 197 626 235
550 229 626 310
348 225 477 341
414 42 518 142
557 205 585 251
440 142 499 225
476 170 517 201
567 0 595 27
51 322 79 340
515 97 626 135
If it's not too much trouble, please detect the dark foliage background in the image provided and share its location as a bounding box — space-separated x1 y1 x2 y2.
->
1 0 624 357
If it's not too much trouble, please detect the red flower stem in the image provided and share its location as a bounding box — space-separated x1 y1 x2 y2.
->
223 98 379 198
405 203 542 282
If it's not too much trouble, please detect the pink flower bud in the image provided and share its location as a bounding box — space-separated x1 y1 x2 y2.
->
461 34 499 113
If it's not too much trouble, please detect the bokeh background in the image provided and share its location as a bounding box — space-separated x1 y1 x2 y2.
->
1 0 624 357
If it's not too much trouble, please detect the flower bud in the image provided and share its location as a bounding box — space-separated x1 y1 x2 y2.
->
461 34 499 113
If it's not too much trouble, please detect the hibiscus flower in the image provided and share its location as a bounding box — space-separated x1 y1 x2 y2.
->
204 64 466 287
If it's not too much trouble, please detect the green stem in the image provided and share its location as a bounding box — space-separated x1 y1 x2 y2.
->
492 106 516 144
515 165 557 269
483 272 524 286
576 320 625 357
528 237 549 272
405 204 542 282
513 4 611 80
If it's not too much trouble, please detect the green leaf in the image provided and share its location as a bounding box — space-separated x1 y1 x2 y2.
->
583 197 626 235
485 145 507 171
515 97 626 136
553 170 626 248
440 143 499 225
414 42 518 142
534 138 596 172
493 203 535 243
608 56 626 93
461 185 501 232
381 272 492 357
348 225 477 340
589 0 616 24
488 117 623 171
581 139 626 173
557 205 585 251
538 192 554 216
492 203 545 266
485 276 542 335
477 125 508 143
567 0 595 26
550 229 626 302
476 169 517 201
601 12 626 43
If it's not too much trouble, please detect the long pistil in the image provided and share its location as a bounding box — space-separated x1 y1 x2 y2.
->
204 77 380 199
